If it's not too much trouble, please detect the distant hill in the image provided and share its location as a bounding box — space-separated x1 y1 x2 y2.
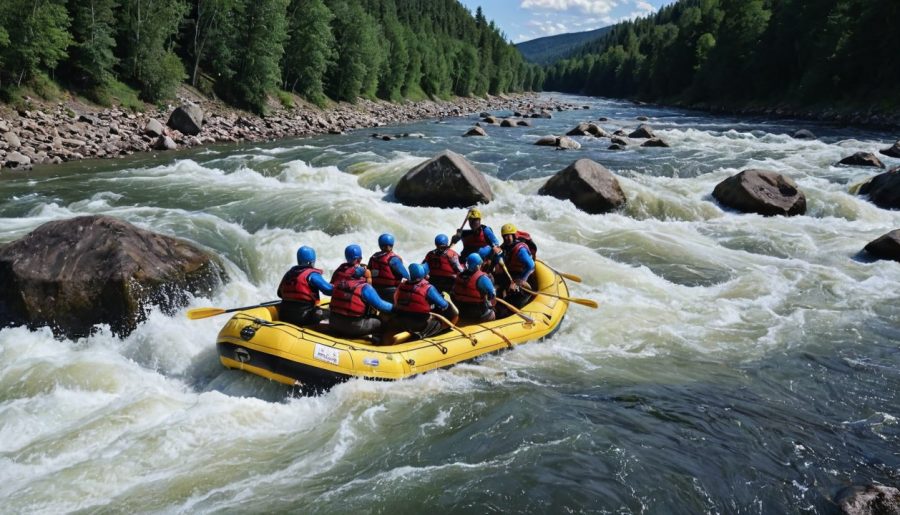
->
515 26 612 65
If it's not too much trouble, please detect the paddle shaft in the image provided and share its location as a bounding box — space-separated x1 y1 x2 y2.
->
521 286 598 309
187 300 281 320
430 312 476 347
495 298 534 324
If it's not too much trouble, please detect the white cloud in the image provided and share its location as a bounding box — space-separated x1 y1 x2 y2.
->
520 0 619 16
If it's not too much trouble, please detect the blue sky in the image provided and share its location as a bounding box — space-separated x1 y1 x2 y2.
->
459 0 677 43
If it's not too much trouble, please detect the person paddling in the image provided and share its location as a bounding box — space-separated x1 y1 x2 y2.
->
423 233 463 294
387 263 458 343
328 262 393 339
499 223 536 309
368 233 409 303
276 245 332 326
451 253 497 322
451 208 501 261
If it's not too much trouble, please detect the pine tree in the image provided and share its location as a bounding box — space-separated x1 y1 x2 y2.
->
226 0 289 113
118 0 188 102
67 0 118 93
283 0 334 105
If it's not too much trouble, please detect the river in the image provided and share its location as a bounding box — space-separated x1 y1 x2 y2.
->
1 93 898 513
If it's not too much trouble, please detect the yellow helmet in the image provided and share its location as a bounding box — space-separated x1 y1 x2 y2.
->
501 223 517 236
467 208 482 220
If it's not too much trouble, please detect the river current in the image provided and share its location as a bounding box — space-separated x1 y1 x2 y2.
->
1 93 898 513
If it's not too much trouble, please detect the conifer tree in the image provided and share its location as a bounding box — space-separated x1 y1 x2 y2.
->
118 0 187 102
283 0 334 105
67 0 118 93
226 0 289 113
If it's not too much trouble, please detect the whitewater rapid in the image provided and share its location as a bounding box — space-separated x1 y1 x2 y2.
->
1 93 898 513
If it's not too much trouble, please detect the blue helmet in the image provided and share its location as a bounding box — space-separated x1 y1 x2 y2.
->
466 253 483 271
351 266 366 279
409 263 426 282
378 233 395 248
434 233 449 247
296 246 316 266
478 246 491 259
344 244 362 262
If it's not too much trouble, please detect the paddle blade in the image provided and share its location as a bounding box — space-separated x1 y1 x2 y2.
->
558 272 583 283
186 307 227 320
571 298 599 309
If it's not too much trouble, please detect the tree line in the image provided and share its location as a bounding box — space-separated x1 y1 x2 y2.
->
543 0 899 109
0 0 543 113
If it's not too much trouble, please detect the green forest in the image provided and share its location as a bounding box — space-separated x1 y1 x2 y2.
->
0 0 542 113
543 0 900 110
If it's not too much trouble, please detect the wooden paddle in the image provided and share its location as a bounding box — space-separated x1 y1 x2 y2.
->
186 300 281 320
543 262 582 283
520 286 598 309
495 298 535 325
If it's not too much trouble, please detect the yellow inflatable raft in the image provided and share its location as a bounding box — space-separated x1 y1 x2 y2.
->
216 260 568 390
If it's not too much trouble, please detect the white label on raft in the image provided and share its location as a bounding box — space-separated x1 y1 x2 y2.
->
313 344 340 365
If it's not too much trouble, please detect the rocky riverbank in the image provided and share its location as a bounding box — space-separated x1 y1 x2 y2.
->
0 89 574 170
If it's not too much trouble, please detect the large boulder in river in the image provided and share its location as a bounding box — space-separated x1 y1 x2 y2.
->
534 135 581 150
858 167 900 209
394 150 493 208
863 230 900 262
712 169 807 216
628 124 656 139
463 126 487 137
879 141 900 158
538 159 626 214
0 215 224 338
835 484 900 515
167 104 204 135
838 152 884 168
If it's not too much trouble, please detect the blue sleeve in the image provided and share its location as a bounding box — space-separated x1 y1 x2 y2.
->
483 226 501 246
390 256 409 279
421 260 430 276
308 272 333 295
426 285 449 310
361 284 393 312
476 275 496 299
516 247 535 280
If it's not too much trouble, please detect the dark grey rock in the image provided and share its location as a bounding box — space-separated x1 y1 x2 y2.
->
167 104 204 135
538 158 626 214
863 230 900 262
859 167 900 210
793 129 816 140
463 126 487 137
879 141 900 158
636 116 649 121
535 135 558 146
839 152 885 168
608 143 624 151
713 169 807 216
0 215 224 338
153 135 177 150
642 138 670 148
394 150 493 208
629 124 656 139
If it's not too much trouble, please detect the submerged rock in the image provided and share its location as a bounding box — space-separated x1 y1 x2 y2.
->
0 215 224 338
859 167 900 210
792 129 816 140
393 150 493 208
863 230 900 262
835 484 900 515
641 137 670 148
463 126 487 137
628 124 656 139
538 158 626 214
838 152 884 168
712 169 807 216
879 140 900 158
534 135 581 150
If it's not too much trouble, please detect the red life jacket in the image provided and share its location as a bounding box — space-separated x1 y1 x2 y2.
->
330 278 368 317
452 270 493 305
503 241 532 274
330 262 358 285
394 280 433 314
425 247 460 278
461 226 492 257
278 266 323 303
368 251 402 288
